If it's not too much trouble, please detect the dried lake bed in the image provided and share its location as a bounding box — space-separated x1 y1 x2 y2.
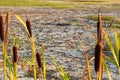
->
0 6 120 80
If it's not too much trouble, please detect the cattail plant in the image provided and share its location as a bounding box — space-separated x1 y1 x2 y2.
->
36 52 43 79
94 11 103 80
26 19 36 80
0 13 7 80
5 12 13 80
15 15 37 80
13 46 18 80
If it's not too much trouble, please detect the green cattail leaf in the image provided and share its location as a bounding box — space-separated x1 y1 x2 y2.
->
114 32 119 59
104 34 119 70
15 15 30 37
102 58 112 80
50 55 69 80
6 57 13 74
104 55 117 66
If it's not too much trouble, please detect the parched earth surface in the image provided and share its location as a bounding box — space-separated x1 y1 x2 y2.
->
0 6 120 80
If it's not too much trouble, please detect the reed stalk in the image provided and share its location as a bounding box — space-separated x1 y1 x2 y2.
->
29 37 36 80
2 42 6 80
13 63 17 80
83 50 92 80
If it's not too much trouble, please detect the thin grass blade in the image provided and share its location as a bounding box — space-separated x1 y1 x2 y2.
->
104 34 120 71
15 15 30 37
114 32 119 59
50 55 69 80
102 58 112 80
104 54 117 66
41 46 46 80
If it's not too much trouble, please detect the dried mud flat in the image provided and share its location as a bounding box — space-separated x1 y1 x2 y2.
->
0 6 119 80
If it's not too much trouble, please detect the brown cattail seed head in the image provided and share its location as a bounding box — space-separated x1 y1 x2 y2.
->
26 20 32 37
94 43 100 72
13 46 18 63
94 11 103 73
0 15 4 41
36 52 42 68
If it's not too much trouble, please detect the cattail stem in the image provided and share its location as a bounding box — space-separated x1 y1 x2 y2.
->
30 37 36 80
96 72 99 80
9 71 13 80
99 64 103 80
40 68 43 80
2 42 6 80
13 62 17 80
